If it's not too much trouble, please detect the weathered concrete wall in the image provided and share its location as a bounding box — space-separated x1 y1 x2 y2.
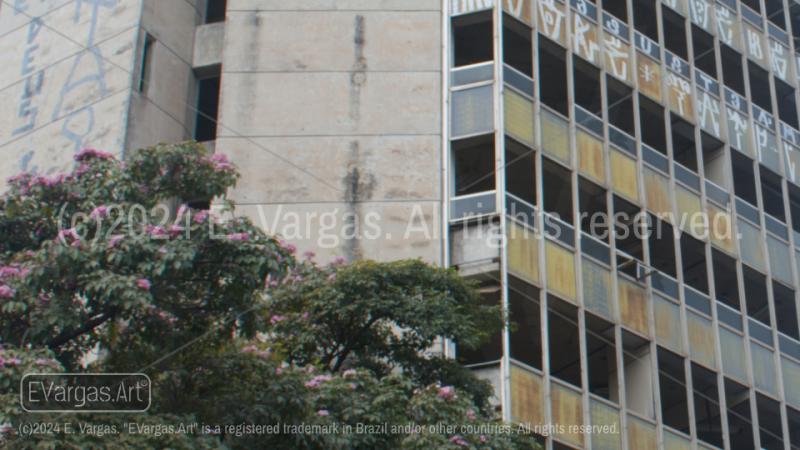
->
0 0 142 179
218 0 444 263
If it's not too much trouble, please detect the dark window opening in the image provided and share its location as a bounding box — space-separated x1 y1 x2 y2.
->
658 347 690 433
640 95 667 154
790 183 800 233
756 393 785 450
791 3 800 48
205 0 226 23
775 78 798 129
692 363 724 448
573 56 602 114
543 157 573 224
457 283 502 365
505 138 536 204
743 267 771 326
453 11 494 67
761 166 786 221
648 215 677 277
712 249 740 309
681 233 709 294
585 313 618 402
742 0 760 13
602 0 627 21
671 115 698 171
622 330 655 418
509 276 542 369
138 34 155 94
579 177 608 241
633 0 658 41
721 45 746 96
194 73 221 142
662 9 688 60
773 282 799 339
539 37 569 116
749 62 773 111
788 407 800 449
701 132 727 188
725 379 756 450
765 0 786 29
607 75 634 135
453 134 496 196
692 25 717 77
732 152 758 206
503 15 533 75
614 195 644 264
548 295 582 387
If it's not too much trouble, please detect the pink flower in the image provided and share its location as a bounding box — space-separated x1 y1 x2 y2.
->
0 285 16 299
89 206 109 219
176 204 188 219
108 234 124 248
331 256 346 265
193 210 209 223
0 266 21 279
74 148 115 162
168 225 185 237
242 345 257 353
227 232 249 242
317 409 330 417
285 243 297 254
343 369 357 378
449 435 469 447
275 367 283 375
5 357 21 367
302 312 310 320
303 250 315 260
480 435 488 443
305 374 333 388
75 163 91 177
34 358 54 367
136 279 151 291
466 409 476 420
208 153 234 171
147 225 167 237
437 386 456 401
270 315 286 325
57 228 80 243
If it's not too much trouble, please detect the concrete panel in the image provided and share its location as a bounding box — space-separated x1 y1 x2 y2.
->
193 22 224 69
217 72 440 136
125 95 189 152
604 35 631 83
508 221 540 285
450 221 501 268
577 129 604 183
572 12 600 66
537 0 567 47
546 240 577 303
551 382 584 447
142 0 198 61
138 40 194 128
510 364 544 427
227 0 440 10
223 11 440 72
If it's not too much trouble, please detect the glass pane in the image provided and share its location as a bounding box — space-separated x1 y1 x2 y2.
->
618 277 649 335
583 258 613 319
508 222 540 285
504 89 535 146
591 400 622 450
452 85 494 137
551 382 584 447
688 312 717 369
767 236 793 285
546 240 577 302
751 341 778 396
510 364 544 426
719 327 748 382
654 295 683 353
541 109 570 163
739 219 766 271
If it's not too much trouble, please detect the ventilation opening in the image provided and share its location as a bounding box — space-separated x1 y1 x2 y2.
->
579 177 608 241
756 393 785 450
731 151 758 206
586 313 619 402
505 138 536 204
602 0 627 21
538 37 569 116
662 8 688 60
622 330 655 418
701 132 727 188
457 282 502 365
573 55 602 113
503 14 533 75
648 215 677 277
788 406 800 449
543 157 573 224
194 71 221 142
671 115 697 171
742 0 760 12
775 78 799 129
548 295 582 387
453 11 493 67
205 0 227 23
773 282 799 339
452 134 496 196
712 249 740 309
138 33 155 94
720 45 746 96
761 166 785 220
607 75 634 135
681 233 709 294
508 276 542 368
633 0 658 41
749 62 773 111
640 95 667 154
657 347 690 433
790 183 800 233
725 378 756 450
766 0 786 29
692 363 724 448
692 25 717 77
614 195 645 269
743 267 771 326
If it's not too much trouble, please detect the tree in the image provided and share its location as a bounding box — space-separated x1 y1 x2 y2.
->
0 143 540 449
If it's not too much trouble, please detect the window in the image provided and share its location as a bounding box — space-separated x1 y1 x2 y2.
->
205 0 227 24
671 115 697 171
681 233 709 294
194 71 221 142
773 282 799 339
775 77 798 129
622 330 655 418
701 132 726 187
633 0 658 41
692 25 716 77
725 379 756 450
791 2 800 48
602 0 627 21
614 195 644 275
731 152 758 206
648 215 677 277
457 283 502 365
509 277 542 368
743 267 770 326
741 0 760 13
639 96 667 154
138 34 155 94
692 363 723 448
579 177 608 240
503 15 533 75
452 135 496 196
712 249 740 309
573 56 602 114
721 45 746 96
538 37 568 116
548 296 582 387
657 347 690 433
756 393 785 450
765 0 786 29
543 158 573 224
788 407 800 449
749 62 772 111
662 8 688 60
607 76 634 136
505 138 536 204
453 11 493 67
790 183 800 233
585 313 618 402
760 166 785 220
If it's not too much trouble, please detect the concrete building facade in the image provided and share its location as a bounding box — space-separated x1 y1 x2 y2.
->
2 0 800 449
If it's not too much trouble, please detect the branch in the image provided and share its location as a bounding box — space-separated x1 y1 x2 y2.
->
47 310 115 349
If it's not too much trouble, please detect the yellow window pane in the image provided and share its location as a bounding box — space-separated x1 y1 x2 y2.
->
583 258 612 319
591 400 622 450
687 312 716 369
666 72 694 121
637 53 662 102
551 382 584 447
508 222 540 285
618 277 649 336
510 364 544 426
577 129 605 183
546 240 577 302
610 150 639 202
664 430 692 450
505 89 535 147
627 415 657 450
739 219 766 272
707 204 736 255
654 295 683 354
675 186 703 237
643 168 671 219
541 109 570 164
503 0 533 25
